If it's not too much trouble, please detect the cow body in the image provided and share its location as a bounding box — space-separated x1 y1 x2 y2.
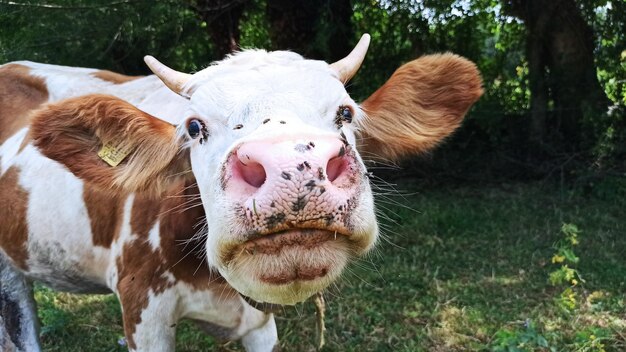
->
0 36 483 351
0 62 276 351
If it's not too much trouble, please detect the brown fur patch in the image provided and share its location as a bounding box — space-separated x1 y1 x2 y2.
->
91 70 143 84
31 94 190 194
117 179 230 349
129 193 161 237
28 94 200 348
83 184 126 248
358 53 483 161
0 167 30 269
0 64 49 145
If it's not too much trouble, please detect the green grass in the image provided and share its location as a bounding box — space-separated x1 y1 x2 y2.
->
36 180 626 351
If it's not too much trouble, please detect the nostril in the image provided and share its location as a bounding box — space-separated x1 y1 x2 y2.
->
326 156 347 183
235 158 267 188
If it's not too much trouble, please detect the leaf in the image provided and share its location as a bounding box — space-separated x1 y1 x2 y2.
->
537 335 549 347
560 248 579 264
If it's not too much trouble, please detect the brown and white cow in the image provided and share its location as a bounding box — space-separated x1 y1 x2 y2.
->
0 35 483 351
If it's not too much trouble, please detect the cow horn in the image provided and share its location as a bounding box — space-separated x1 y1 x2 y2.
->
330 34 371 83
144 56 193 98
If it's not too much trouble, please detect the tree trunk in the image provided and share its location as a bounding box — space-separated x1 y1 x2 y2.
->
266 0 322 58
504 0 610 152
193 0 247 59
546 0 610 149
323 0 354 62
266 0 353 61
526 17 548 148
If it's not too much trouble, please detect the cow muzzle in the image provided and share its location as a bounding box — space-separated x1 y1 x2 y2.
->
215 130 375 304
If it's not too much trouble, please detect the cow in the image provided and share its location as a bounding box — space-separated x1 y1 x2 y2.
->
0 34 483 351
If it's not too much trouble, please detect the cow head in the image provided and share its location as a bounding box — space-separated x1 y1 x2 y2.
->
32 35 483 305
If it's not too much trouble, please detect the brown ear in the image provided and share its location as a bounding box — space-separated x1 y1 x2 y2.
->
31 94 189 194
357 53 483 162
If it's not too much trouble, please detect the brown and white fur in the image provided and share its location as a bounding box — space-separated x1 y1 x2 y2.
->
0 35 482 351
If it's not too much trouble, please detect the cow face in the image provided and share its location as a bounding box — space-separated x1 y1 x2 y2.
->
32 35 483 305
173 50 377 305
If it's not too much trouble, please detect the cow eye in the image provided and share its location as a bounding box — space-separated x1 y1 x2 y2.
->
335 106 353 127
339 106 353 123
187 119 201 138
187 119 204 139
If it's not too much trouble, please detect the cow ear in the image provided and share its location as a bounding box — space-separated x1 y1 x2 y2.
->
31 94 189 194
356 53 483 162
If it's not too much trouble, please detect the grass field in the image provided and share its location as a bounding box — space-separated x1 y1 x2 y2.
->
36 180 626 351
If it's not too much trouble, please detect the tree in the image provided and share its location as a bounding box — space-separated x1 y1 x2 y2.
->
503 0 612 152
266 0 353 61
0 0 213 74
191 0 248 59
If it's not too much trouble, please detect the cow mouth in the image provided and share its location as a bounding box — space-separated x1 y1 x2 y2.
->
219 228 355 304
231 228 349 285
241 228 341 256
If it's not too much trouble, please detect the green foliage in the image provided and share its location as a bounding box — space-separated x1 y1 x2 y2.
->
0 0 213 73
239 0 271 50
549 224 584 312
490 222 624 352
350 0 429 99
577 1 626 169
587 1 626 106
1 0 624 175
587 174 626 201
36 287 72 339
574 327 611 352
491 321 552 352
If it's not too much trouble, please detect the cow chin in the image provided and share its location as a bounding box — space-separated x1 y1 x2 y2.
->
221 229 352 305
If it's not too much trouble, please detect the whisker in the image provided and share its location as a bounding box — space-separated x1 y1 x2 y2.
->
159 198 203 217
166 168 194 179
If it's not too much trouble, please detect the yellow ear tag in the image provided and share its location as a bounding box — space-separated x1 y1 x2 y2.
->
98 137 134 167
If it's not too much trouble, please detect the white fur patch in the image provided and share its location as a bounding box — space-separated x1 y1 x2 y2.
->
14 145 109 291
160 271 176 285
0 127 28 175
18 61 178 113
132 289 178 352
241 314 278 352
147 220 161 251
106 195 136 292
